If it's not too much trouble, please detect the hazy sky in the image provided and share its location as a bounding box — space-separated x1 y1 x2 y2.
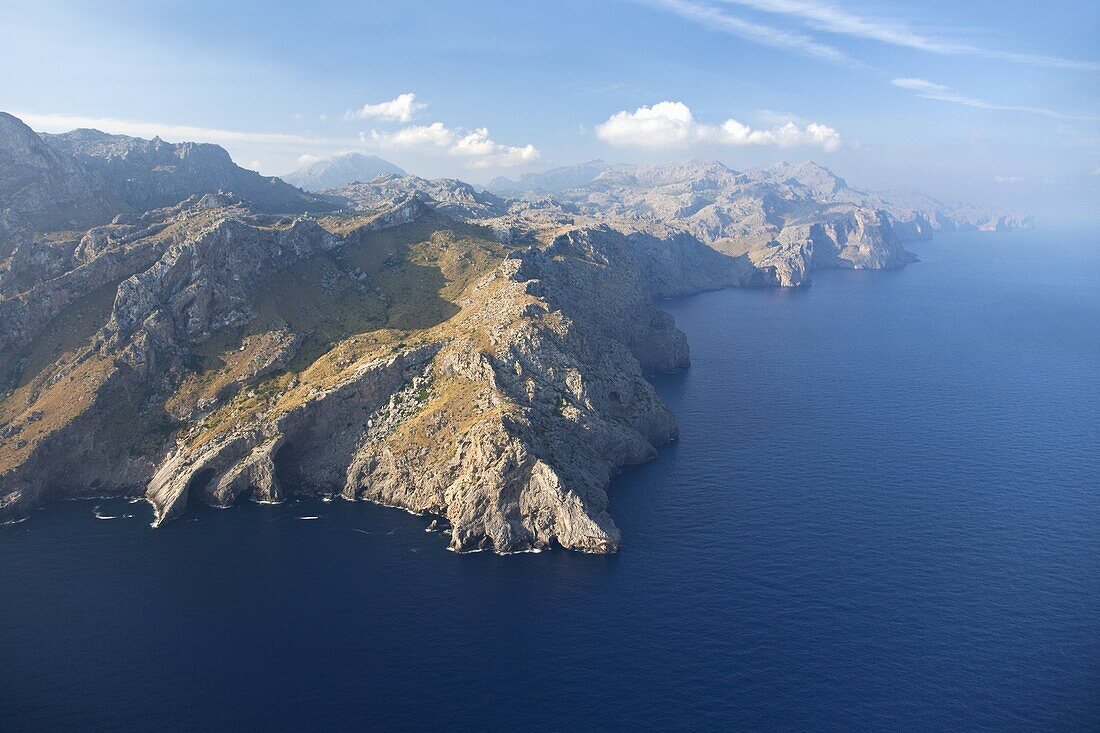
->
3 0 1098 220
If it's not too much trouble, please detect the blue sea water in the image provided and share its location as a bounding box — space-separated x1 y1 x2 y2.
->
1 229 1098 731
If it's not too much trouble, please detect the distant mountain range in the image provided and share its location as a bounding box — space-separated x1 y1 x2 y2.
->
490 158 1031 234
283 152 406 192
489 160 612 196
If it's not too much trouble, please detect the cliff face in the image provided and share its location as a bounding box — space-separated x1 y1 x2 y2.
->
0 121 740 551
327 173 508 220
752 209 918 286
0 197 348 521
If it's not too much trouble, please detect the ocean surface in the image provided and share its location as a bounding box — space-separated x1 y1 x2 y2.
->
2 229 1098 731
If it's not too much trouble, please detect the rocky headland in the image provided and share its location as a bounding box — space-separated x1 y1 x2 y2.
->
0 112 1030 551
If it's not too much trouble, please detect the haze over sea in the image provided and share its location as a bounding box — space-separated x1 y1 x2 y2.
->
1 229 1097 731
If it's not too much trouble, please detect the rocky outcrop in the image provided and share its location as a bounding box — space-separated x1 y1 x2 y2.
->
496 159 917 284
147 343 443 525
101 205 339 354
0 185 740 553
0 197 353 521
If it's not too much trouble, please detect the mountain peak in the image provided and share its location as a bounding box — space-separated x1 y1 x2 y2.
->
746 160 848 195
283 153 406 192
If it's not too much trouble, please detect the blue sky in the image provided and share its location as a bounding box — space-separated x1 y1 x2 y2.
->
3 0 1098 219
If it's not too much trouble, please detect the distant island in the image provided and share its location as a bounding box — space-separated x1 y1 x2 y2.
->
0 111 1030 552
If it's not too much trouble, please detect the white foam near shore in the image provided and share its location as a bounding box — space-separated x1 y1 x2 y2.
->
445 544 546 556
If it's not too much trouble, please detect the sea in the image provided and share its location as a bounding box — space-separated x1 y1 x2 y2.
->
2 228 1097 731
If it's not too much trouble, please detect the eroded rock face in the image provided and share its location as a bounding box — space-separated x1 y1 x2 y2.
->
753 209 918 286
486 159 919 285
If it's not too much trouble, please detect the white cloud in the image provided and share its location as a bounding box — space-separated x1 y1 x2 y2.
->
16 112 321 146
641 0 852 64
451 128 498 157
365 122 539 168
347 93 426 122
890 78 1098 121
296 153 321 166
469 143 541 169
318 114 328 122
994 176 1023 184
717 0 1100 71
596 101 699 147
595 101 841 151
366 122 454 148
